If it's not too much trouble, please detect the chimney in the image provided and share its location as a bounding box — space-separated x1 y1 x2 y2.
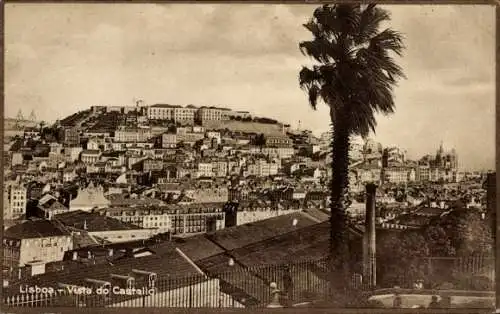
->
72 251 78 261
363 183 377 288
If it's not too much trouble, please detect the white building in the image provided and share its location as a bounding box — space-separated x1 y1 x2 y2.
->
3 180 27 220
174 107 197 124
198 162 214 178
80 150 101 164
196 107 231 122
147 104 176 120
114 127 152 143
3 220 73 269
162 133 177 148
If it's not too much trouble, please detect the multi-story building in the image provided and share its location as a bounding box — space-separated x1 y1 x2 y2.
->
162 133 177 148
64 146 83 162
3 220 73 270
211 160 228 177
4 181 27 220
382 146 406 167
60 127 80 147
198 162 214 178
55 210 156 243
177 132 204 145
416 165 431 182
265 135 293 148
103 203 225 235
11 152 23 167
196 107 230 124
262 147 295 159
49 142 63 155
206 131 222 144
174 107 197 125
105 105 137 114
245 159 279 177
80 149 101 164
170 211 225 235
114 127 152 143
147 104 177 120
103 208 172 233
383 167 413 184
184 187 229 203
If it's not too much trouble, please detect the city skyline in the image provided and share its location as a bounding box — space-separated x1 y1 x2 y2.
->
5 4 495 170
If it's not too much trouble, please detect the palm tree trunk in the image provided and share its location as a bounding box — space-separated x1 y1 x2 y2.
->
328 118 351 300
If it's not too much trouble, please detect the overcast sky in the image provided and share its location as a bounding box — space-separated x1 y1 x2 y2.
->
5 4 496 170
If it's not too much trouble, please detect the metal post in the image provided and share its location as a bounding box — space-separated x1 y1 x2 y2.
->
363 183 377 289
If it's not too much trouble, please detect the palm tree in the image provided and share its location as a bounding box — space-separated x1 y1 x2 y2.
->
299 4 405 295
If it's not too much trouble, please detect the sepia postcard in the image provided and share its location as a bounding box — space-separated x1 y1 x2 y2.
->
2 2 498 312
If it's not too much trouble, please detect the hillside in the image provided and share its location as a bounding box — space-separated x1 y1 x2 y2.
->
202 120 284 135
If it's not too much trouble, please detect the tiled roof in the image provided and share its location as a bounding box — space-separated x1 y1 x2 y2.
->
205 212 319 251
4 220 70 239
107 194 164 207
300 208 329 223
198 222 330 271
150 104 181 108
8 251 201 297
54 210 141 232
81 149 101 155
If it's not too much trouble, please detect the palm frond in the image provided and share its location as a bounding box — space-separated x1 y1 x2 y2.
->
299 3 405 135
370 29 405 56
308 84 320 110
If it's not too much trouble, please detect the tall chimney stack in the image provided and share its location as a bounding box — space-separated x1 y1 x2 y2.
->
363 183 377 288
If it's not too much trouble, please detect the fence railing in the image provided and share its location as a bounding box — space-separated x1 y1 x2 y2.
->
3 255 494 308
376 255 495 291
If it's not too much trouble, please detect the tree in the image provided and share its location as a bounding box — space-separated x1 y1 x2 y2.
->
439 208 493 255
254 133 266 147
298 4 405 295
377 230 430 288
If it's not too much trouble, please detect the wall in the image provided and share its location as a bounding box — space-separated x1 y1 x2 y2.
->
19 236 73 267
90 229 156 243
236 209 300 226
107 278 244 308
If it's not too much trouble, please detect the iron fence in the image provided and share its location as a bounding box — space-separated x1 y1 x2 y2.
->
376 255 495 290
3 255 494 308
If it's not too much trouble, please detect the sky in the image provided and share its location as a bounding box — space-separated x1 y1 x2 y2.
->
5 4 496 170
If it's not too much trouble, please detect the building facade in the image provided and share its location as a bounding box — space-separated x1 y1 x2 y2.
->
4 181 27 220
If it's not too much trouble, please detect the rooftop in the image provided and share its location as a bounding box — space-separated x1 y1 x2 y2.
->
4 220 70 239
54 210 142 232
